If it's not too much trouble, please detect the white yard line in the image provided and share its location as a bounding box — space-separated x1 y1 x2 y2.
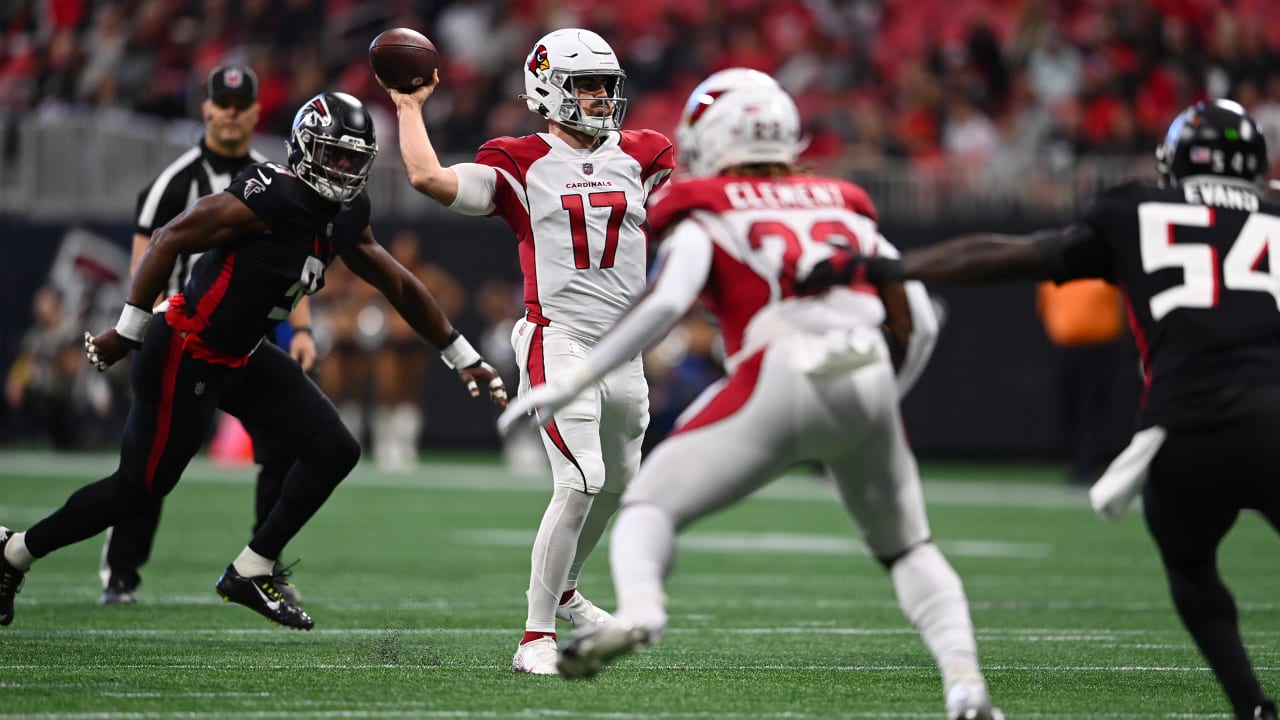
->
0 452 1088 510
459 529 1053 559
0 713 1246 720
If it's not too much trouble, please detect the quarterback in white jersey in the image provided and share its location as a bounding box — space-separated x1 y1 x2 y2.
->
384 28 673 675
498 75 1003 720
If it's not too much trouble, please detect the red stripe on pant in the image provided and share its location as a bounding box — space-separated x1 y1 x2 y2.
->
527 325 585 479
671 349 766 436
143 328 187 493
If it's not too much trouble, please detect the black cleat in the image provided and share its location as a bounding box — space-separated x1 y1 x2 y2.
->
0 526 26 627
99 576 137 605
271 560 304 605
215 564 313 630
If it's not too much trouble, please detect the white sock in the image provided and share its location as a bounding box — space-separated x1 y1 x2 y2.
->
890 542 983 691
232 547 275 578
337 401 364 440
609 503 673 634
3 531 35 572
372 406 396 469
564 489 621 592
393 403 422 468
525 486 592 632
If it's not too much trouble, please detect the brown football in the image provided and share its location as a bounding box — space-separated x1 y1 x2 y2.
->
369 28 440 92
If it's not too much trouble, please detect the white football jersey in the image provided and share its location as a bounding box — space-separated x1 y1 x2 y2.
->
475 130 674 341
646 174 891 365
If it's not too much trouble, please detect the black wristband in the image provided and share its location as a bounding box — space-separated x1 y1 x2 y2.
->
866 257 904 284
292 326 313 336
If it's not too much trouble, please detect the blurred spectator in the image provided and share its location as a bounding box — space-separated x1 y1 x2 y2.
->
368 230 465 471
5 0 1279 188
5 286 82 448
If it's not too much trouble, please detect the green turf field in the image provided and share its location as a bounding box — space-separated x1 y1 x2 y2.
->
0 450 1276 719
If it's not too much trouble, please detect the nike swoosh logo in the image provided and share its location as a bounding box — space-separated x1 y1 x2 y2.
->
256 169 273 185
251 581 281 612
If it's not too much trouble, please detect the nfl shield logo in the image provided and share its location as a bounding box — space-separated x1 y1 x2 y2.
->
583 163 593 175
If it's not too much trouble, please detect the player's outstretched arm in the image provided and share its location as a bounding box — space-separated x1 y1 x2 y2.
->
340 227 506 406
801 233 1055 292
897 233 1054 284
383 71 460 206
85 193 270 371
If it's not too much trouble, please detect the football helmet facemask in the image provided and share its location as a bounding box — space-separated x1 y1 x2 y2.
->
677 68 781 175
1155 99 1269 187
679 80 801 177
522 28 627 138
287 92 378 203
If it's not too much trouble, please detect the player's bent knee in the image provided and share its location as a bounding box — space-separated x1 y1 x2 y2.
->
298 422 361 480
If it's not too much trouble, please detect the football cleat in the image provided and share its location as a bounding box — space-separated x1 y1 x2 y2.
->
557 619 655 679
99 576 137 605
1248 700 1279 720
556 589 612 627
215 564 313 630
946 680 1004 720
512 636 559 675
0 527 26 627
271 560 304 605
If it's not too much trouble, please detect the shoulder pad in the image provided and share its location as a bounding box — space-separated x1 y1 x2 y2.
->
647 177 733 236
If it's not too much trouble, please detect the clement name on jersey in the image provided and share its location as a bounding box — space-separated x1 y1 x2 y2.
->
475 129 673 340
645 173 892 367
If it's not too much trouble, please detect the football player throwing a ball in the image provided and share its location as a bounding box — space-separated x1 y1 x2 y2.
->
383 28 674 675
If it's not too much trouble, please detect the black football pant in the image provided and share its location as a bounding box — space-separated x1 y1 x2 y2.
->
101 388 298 590
25 316 360 569
1143 388 1280 718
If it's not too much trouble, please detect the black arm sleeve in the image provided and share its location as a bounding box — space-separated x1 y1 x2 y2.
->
1035 222 1114 284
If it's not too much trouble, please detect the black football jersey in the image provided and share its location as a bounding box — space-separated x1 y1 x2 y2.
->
1040 179 1280 429
177 162 371 358
135 142 270 296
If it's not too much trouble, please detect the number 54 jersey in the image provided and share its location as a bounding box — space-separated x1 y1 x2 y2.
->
475 130 674 341
1040 179 1280 429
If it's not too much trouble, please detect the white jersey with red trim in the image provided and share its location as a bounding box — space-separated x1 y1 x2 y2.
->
475 129 674 341
646 174 891 367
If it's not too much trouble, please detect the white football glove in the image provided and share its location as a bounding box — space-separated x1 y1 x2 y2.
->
496 379 578 436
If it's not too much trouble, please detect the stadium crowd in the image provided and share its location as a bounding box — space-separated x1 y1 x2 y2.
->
3 0 1280 180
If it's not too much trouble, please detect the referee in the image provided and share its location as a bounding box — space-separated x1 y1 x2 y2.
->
99 65 313 605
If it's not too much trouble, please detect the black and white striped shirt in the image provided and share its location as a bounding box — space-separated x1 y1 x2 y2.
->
135 141 269 296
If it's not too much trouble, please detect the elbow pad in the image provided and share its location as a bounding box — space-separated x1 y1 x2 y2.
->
448 163 498 216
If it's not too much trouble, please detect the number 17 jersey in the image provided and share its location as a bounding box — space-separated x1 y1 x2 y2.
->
476 130 674 341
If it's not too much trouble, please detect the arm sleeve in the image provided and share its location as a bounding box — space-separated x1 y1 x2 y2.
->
563 219 714 391
448 162 498 216
1036 222 1114 283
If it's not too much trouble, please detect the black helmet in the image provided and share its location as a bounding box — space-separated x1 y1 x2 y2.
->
1155 99 1268 186
287 92 378 202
